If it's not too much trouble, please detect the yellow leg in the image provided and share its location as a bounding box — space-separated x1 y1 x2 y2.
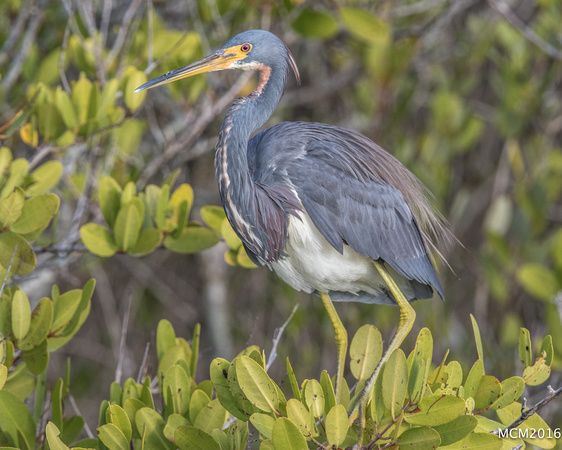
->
320 291 348 405
349 260 416 424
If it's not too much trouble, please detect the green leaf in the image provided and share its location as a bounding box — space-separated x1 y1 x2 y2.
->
286 359 300 402
0 390 36 450
0 364 7 390
473 375 501 410
0 188 24 228
221 219 242 250
0 231 36 275
125 68 148 112
26 161 63 196
517 263 559 301
350 324 382 381
209 358 247 421
175 426 220 450
106 404 133 442
439 431 502 449
45 421 71 450
11 290 31 340
52 378 64 430
98 176 122 229
19 297 53 351
163 364 191 416
0 158 28 199
156 320 177 361
135 407 175 449
168 184 193 232
163 226 220 254
325 404 348 447
432 415 477 446
80 223 118 257
271 417 308 450
463 359 484 400
341 8 391 45
3 361 35 400
22 338 49 374
319 370 336 417
193 398 228 434
235 355 278 413
292 9 338 39
155 184 170 230
98 423 129 450
382 349 408 419
405 394 466 426
396 426 440 449
200 206 226 235
518 328 532 368
470 314 485 371
286 399 314 439
59 415 85 445
490 376 524 410
522 352 551 386
54 86 78 130
128 227 162 256
114 199 143 252
190 323 200 379
10 193 59 236
303 379 324 418
163 413 189 442
250 413 275 440
123 398 145 438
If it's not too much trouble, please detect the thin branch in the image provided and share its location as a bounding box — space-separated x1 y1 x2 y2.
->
138 72 253 185
2 3 46 92
100 0 113 48
32 243 88 254
59 16 72 95
492 385 562 434
76 1 106 85
136 341 151 384
143 28 192 76
487 0 562 60
391 0 448 18
105 0 143 70
0 0 36 66
115 294 132 384
147 0 154 68
68 393 95 438
267 304 299 372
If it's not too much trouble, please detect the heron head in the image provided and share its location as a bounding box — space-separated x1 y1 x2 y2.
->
135 29 300 93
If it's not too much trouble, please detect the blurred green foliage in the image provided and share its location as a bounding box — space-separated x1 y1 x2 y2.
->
0 0 561 448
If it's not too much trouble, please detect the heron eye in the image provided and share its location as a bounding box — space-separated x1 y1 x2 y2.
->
240 44 251 53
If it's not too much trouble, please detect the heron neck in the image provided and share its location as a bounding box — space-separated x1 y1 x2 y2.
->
216 64 286 182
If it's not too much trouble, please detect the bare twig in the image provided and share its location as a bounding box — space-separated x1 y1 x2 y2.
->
59 16 72 94
266 304 299 371
136 341 151 383
139 72 253 185
2 3 46 92
76 2 107 85
492 385 562 434
32 243 88 254
115 295 132 384
100 0 113 48
147 0 154 68
391 0 448 18
105 0 143 70
68 393 95 438
0 0 36 66
487 0 562 60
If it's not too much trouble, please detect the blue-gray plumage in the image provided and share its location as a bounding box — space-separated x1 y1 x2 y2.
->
136 29 447 305
135 28 450 412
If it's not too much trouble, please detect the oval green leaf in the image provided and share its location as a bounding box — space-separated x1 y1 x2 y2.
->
163 226 220 254
80 223 118 257
405 394 466 426
271 417 308 450
325 404 348 447
382 349 408 418
303 379 324 418
175 425 220 450
11 290 31 340
235 355 278 413
250 413 276 440
397 426 440 449
106 404 133 442
0 390 36 450
432 415 477 446
292 9 338 39
19 297 53 351
474 375 501 410
10 193 60 235
350 324 382 381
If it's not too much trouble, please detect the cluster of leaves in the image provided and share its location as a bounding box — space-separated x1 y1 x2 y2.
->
5 317 556 449
0 280 94 449
0 147 61 280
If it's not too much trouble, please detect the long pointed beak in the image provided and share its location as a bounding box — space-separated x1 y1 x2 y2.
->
134 48 245 93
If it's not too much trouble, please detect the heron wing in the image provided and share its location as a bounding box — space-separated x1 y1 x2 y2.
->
286 138 443 298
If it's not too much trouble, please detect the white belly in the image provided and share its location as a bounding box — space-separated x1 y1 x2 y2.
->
269 211 419 304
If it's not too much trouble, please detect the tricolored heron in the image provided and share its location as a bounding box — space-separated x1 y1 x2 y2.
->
135 30 448 420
